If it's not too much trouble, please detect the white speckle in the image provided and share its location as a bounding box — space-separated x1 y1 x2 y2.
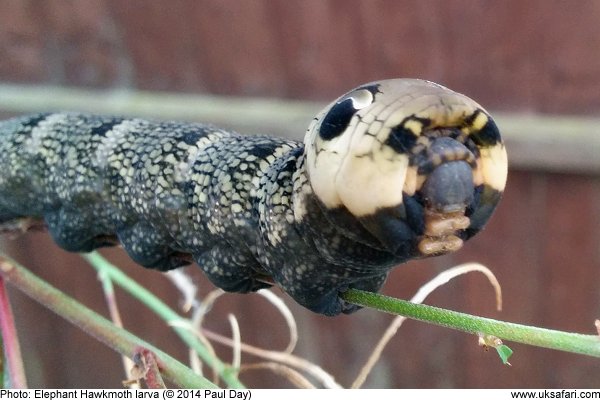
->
157 176 169 188
147 164 160 175
164 153 177 164
221 181 233 193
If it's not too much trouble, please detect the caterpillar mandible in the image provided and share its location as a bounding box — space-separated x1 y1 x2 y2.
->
0 79 508 316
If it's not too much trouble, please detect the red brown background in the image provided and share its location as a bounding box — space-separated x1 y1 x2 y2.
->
0 0 599 388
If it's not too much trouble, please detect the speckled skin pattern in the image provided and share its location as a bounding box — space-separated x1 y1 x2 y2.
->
0 79 507 316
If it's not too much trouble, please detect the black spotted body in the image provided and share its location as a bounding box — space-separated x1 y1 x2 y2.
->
0 79 508 316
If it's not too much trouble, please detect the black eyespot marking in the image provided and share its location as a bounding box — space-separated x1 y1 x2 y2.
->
385 125 418 153
466 111 501 147
319 98 357 140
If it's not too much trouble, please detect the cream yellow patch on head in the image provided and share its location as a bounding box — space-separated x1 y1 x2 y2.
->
305 138 347 209
467 111 489 132
472 165 485 187
402 165 419 196
403 118 425 135
335 143 409 217
478 144 508 191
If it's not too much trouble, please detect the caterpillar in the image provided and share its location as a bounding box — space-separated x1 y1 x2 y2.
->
0 79 507 316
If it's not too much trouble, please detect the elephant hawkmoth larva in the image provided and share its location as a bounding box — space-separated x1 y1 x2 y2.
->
0 79 507 315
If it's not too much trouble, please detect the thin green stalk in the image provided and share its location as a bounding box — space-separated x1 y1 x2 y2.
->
82 252 244 389
342 289 600 357
0 254 217 388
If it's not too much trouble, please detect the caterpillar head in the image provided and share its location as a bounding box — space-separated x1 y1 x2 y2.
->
304 79 508 258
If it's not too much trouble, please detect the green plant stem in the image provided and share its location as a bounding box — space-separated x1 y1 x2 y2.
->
0 254 217 388
0 277 27 388
82 252 244 389
342 289 600 357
